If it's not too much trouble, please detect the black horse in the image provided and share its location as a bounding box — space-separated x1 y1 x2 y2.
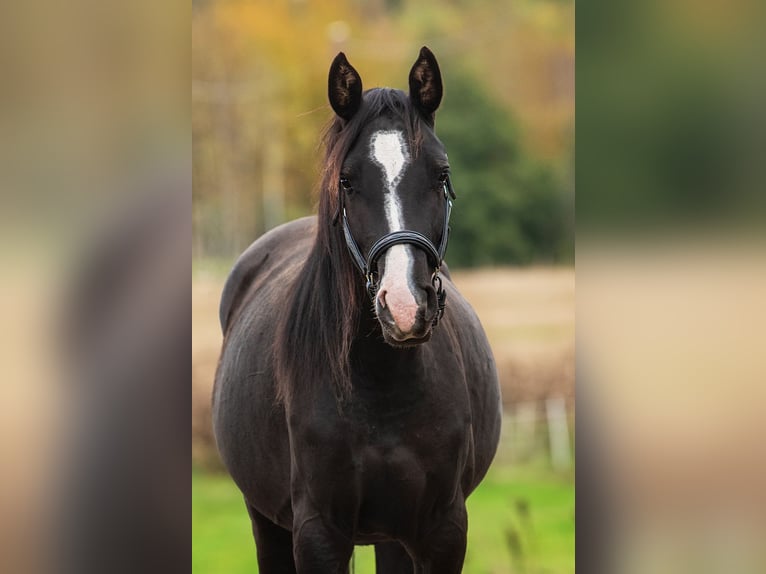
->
213 47 501 573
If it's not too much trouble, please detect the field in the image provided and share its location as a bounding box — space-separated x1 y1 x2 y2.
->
192 264 574 573
193 463 574 574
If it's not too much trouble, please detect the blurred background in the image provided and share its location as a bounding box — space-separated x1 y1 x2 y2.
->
192 0 574 573
578 1 766 572
0 2 189 573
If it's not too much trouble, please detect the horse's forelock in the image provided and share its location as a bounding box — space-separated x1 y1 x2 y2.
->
319 89 424 223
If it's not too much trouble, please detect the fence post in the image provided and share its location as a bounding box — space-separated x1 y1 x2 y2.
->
546 396 571 471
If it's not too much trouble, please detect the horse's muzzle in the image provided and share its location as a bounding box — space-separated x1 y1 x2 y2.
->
376 284 436 345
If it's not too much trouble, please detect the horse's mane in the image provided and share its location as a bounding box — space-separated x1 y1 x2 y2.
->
274 88 425 405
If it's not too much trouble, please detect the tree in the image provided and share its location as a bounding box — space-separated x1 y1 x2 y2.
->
437 70 573 267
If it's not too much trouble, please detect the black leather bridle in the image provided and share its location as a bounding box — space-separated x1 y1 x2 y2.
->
333 175 456 327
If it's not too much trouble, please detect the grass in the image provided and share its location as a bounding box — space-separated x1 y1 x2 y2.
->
192 462 574 574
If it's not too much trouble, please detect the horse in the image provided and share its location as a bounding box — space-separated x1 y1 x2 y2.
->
213 46 501 573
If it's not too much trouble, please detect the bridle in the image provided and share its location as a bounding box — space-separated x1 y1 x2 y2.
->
333 175 456 327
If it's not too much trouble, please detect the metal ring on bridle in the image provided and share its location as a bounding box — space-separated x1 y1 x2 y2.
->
431 271 447 325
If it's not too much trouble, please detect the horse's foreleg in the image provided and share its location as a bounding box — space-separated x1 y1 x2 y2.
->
246 503 296 574
413 504 468 574
292 514 353 574
375 541 414 574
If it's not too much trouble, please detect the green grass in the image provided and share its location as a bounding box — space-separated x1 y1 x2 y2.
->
193 463 574 574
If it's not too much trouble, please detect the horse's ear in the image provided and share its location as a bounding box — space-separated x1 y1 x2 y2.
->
408 46 443 122
328 52 363 121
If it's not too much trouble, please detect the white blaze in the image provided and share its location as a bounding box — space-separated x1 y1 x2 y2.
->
370 130 418 335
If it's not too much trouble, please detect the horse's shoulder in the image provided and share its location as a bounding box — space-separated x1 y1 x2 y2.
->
440 274 490 348
219 216 317 332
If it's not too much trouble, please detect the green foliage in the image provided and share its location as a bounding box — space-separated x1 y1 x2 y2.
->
577 1 765 232
438 70 573 267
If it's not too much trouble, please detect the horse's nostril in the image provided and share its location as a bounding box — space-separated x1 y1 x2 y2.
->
377 289 388 309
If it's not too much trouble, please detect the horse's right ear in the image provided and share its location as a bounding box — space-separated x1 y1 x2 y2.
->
328 52 363 121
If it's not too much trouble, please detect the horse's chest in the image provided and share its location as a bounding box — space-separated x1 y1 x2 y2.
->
351 372 472 467
290 379 472 537
352 381 469 456
358 419 468 484
353 421 470 540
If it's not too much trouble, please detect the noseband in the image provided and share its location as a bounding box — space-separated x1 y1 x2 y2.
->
334 175 456 327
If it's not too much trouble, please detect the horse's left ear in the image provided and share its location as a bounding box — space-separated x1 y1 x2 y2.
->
409 46 443 122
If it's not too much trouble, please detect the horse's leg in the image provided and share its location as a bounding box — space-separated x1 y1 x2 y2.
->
414 504 468 574
292 514 353 574
375 541 414 574
246 503 296 574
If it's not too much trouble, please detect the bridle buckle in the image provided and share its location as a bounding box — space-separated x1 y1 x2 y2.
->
431 270 447 327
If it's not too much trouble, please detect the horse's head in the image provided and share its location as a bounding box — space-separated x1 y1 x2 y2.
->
327 47 453 347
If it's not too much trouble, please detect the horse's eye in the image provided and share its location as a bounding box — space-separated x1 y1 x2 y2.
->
438 171 450 183
340 177 353 193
